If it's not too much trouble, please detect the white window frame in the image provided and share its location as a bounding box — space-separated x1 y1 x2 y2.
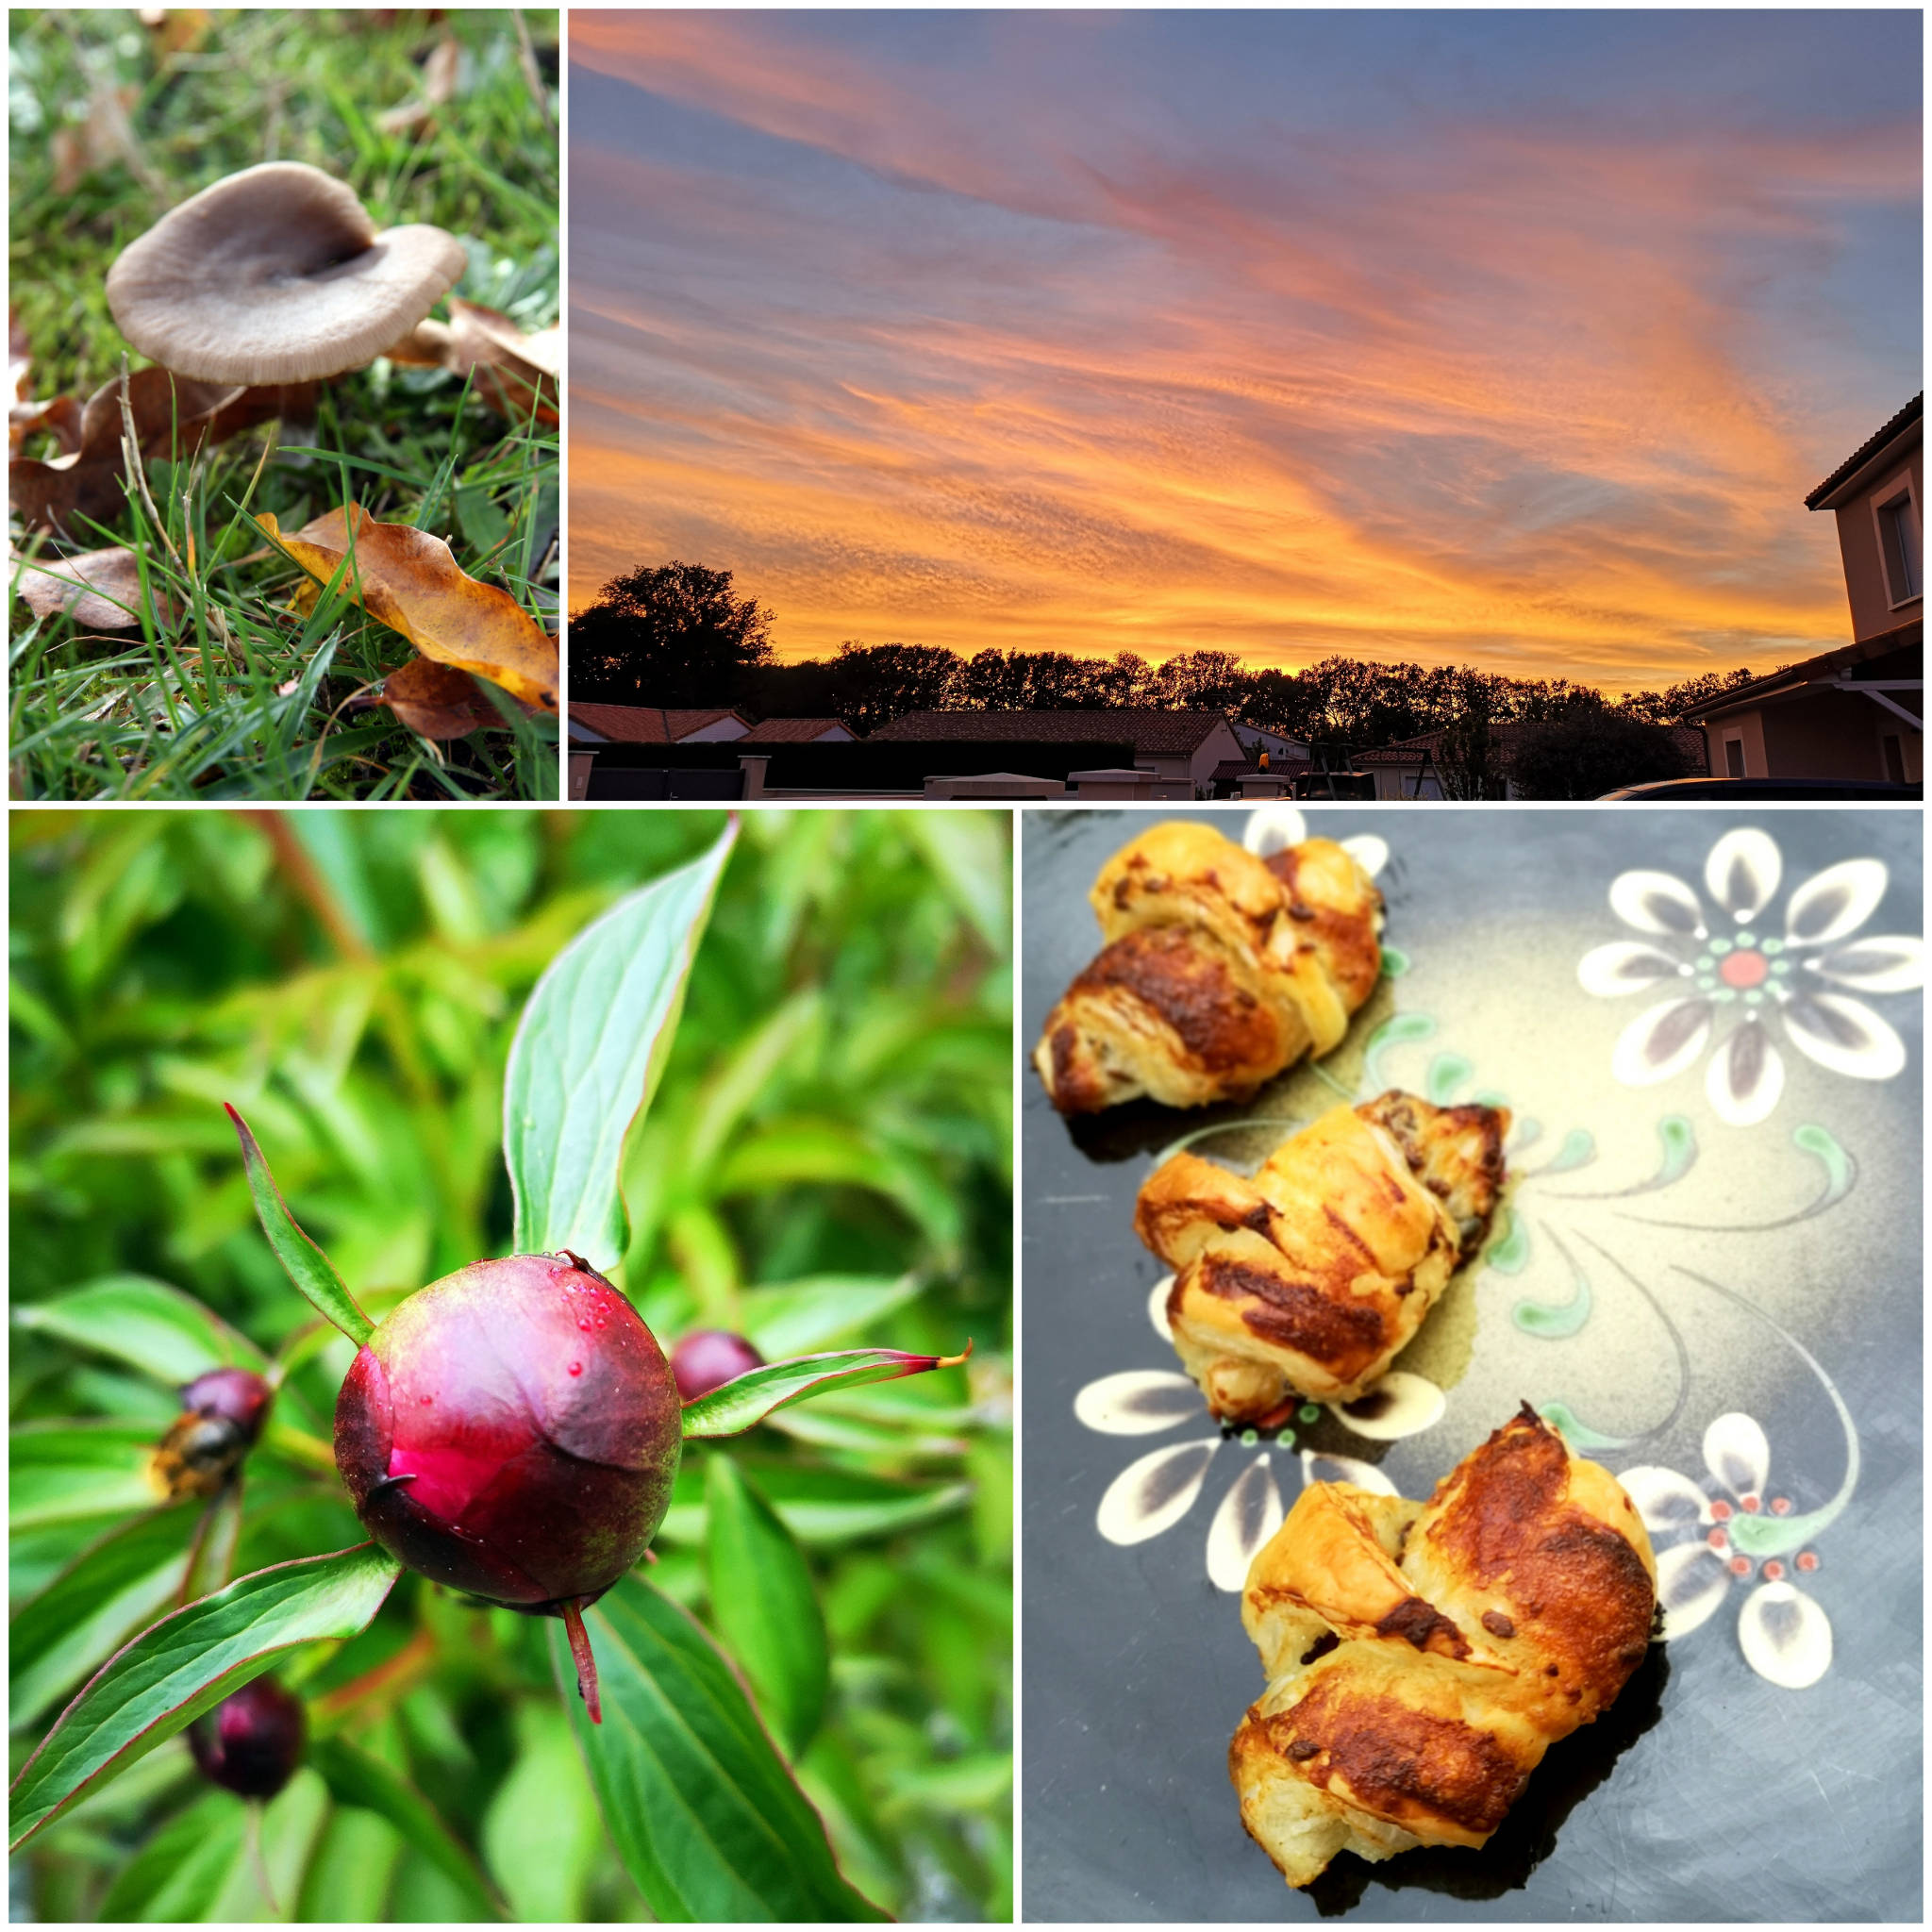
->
1869 467 1923 610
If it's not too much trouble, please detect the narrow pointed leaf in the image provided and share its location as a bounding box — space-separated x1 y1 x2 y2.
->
547 1574 884 1921
179 1480 246 1605
308 1735 507 1920
705 1457 828 1758
14 1275 266 1385
505 821 737 1266
681 1343 972 1441
9 1542 401 1850
225 1104 373 1345
9 1421 159 1530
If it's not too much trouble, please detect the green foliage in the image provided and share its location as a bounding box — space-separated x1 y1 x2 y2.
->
9 808 1013 1920
8 8 559 800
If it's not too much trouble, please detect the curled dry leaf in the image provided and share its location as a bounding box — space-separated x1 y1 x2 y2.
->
9 368 314 533
49 84 145 196
356 655 539 739
376 35 462 135
139 8 213 58
258 504 558 710
10 544 178 631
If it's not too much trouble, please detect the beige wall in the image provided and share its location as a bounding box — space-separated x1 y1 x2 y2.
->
1754 692 1920 780
1831 443 1924 641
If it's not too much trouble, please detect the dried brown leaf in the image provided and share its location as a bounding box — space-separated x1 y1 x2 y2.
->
139 9 212 58
10 544 177 630
49 84 143 195
359 655 536 739
259 504 558 710
442 299 558 425
376 35 462 134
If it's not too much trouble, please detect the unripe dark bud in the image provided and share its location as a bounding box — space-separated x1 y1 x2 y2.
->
150 1368 275 1501
671 1328 765 1402
333 1253 683 1614
188 1677 306 1799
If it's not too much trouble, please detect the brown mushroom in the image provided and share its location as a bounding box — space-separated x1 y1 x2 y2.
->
105 162 467 384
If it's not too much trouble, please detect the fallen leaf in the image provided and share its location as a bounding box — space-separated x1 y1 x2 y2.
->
139 8 212 58
49 84 144 195
10 544 177 630
356 656 537 739
376 34 461 134
9 368 309 533
442 299 558 425
258 504 558 710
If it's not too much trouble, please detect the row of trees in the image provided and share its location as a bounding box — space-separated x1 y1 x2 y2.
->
569 561 1771 751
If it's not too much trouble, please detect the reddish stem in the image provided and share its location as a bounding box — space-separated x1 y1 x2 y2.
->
562 1599 603 1724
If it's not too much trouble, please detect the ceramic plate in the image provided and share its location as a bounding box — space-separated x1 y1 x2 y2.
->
1020 805 1923 1922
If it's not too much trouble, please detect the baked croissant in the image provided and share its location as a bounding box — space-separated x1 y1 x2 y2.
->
1135 1091 1508 1422
1231 1407 1657 1889
1034 821 1383 1114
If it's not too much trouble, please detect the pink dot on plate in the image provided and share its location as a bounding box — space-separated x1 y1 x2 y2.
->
1740 1493 1760 1513
1797 1551 1819 1572
1763 1560 1785 1581
1729 1556 1751 1575
568 1362 583 1376
1707 1529 1728 1551
1710 1499 1733 1521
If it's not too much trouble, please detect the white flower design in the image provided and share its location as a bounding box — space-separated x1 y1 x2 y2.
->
1620 1413 1834 1690
1243 804 1389 882
1074 1275 1443 1591
1578 827 1923 1124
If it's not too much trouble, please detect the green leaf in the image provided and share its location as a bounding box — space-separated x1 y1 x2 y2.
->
660 1461 975 1550
97 1784 243 1921
479 1704 604 1921
705 1457 828 1758
9 1421 158 1531
900 810 1011 955
298 1804 405 1922
681 1345 969 1441
8 1542 401 1850
308 1734 506 1920
737 1274 924 1357
181 1480 246 1606
505 821 738 1266
10 1507 194 1735
547 1574 883 1922
225 1104 374 1346
13 1274 266 1385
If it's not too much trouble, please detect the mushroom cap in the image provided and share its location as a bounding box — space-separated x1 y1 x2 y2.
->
106 162 468 384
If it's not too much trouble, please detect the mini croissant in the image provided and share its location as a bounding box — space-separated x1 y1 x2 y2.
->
1136 1091 1508 1423
1230 1408 1657 1889
1034 821 1382 1114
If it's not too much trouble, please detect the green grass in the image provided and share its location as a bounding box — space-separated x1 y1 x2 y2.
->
8 8 559 799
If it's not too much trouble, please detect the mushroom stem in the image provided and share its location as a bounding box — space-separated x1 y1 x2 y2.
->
562 1599 603 1724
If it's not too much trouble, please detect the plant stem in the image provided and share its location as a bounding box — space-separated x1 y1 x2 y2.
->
561 1599 602 1724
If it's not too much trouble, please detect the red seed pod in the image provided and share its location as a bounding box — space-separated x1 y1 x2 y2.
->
150 1367 276 1501
188 1677 306 1800
670 1328 765 1403
333 1254 683 1615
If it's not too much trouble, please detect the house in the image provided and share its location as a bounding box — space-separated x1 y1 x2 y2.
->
1230 723 1309 764
1689 396 1922 782
869 709 1244 796
566 706 751 746
1357 723 1705 800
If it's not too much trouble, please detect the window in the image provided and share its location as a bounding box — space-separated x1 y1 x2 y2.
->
1875 484 1921 606
1724 736 1745 778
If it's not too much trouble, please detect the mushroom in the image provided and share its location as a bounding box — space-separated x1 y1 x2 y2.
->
106 162 467 384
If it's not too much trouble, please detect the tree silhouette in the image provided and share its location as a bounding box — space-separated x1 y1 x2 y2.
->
568 562 774 707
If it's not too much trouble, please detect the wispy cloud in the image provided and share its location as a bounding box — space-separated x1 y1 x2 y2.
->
568 11 1922 685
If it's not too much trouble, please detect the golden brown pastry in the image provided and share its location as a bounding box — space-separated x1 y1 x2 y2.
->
1230 1407 1657 1889
1135 1091 1508 1422
1033 821 1382 1114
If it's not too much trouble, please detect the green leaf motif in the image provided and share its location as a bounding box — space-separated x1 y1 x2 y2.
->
705 1456 829 1758
505 821 738 1267
8 1542 401 1851
308 1735 506 1920
13 1275 266 1386
548 1574 884 1923
681 1345 969 1441
225 1105 374 1346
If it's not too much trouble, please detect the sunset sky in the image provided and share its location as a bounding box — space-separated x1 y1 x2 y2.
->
568 10 1922 688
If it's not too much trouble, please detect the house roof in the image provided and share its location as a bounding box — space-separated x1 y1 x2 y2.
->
569 705 744 743
1805 394 1923 510
738 717 850 743
1684 620 1924 723
870 708 1234 753
1212 757 1308 781
1359 721 1707 767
